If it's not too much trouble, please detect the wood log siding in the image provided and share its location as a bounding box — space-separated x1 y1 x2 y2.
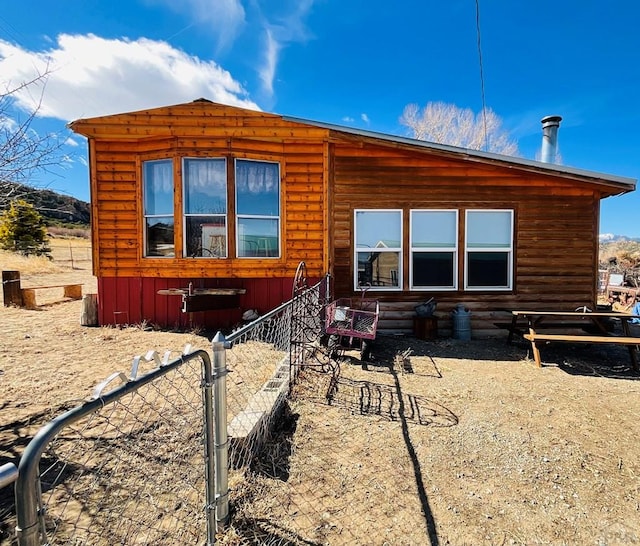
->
330 142 602 332
76 104 330 280
71 102 629 333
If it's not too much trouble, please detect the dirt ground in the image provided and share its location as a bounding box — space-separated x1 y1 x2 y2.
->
1 245 640 545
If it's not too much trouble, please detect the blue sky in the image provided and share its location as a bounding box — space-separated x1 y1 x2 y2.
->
1 0 639 236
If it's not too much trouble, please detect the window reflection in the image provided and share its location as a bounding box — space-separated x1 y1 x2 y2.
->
183 158 227 257
236 160 280 258
143 159 174 257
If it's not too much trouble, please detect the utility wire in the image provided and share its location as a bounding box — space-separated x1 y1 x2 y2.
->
475 0 489 152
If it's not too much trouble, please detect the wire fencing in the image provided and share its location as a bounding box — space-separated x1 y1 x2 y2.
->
8 273 332 545
12 349 215 546
49 243 92 269
218 274 458 545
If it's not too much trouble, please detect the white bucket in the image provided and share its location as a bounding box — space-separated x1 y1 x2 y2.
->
334 306 349 321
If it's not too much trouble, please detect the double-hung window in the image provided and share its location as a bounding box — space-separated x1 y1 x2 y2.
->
410 210 458 290
183 158 227 258
235 159 280 258
465 209 514 290
143 159 175 257
354 210 402 290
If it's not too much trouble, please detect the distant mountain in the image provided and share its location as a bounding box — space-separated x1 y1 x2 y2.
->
1 182 90 226
599 233 640 243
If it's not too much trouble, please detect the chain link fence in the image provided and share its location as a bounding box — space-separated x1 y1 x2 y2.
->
217 275 457 545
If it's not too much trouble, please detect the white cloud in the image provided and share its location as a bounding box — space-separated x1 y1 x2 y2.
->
361 113 370 124
0 34 259 122
342 116 355 123
257 1 316 98
151 0 246 52
259 29 280 97
65 137 79 147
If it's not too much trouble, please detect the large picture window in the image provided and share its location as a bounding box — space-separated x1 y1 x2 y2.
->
143 159 174 257
235 159 281 258
465 210 513 290
183 158 227 257
354 210 402 290
410 210 458 290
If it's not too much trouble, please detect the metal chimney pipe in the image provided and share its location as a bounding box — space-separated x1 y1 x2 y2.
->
541 115 562 163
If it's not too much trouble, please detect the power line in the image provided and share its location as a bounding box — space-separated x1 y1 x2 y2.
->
475 0 489 152
0 14 24 45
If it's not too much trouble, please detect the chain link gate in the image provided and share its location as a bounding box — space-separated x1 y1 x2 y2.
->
12 349 216 545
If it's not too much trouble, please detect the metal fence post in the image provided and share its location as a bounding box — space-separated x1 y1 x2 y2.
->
15 416 68 546
211 331 230 530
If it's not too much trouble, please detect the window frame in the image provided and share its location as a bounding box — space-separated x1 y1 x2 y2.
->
353 209 403 292
234 158 282 259
181 157 228 258
409 209 459 291
464 209 514 291
142 158 175 259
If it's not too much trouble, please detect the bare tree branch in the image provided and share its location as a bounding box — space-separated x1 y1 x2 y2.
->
0 67 69 209
399 101 519 156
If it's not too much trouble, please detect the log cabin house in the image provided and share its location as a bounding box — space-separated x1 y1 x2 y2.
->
69 99 636 335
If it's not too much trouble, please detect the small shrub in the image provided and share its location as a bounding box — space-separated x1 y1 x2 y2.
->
0 199 52 258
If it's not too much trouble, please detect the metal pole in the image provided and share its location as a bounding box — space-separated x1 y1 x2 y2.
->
202 344 217 545
211 331 230 529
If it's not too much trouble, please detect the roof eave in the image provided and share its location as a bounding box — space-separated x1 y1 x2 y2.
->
283 115 636 195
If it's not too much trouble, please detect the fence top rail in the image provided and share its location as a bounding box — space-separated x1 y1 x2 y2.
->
0 462 18 489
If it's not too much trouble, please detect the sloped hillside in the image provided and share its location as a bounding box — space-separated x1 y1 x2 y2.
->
1 182 90 226
599 240 640 267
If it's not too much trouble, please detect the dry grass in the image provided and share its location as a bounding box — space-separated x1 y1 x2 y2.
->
2 241 640 545
0 249 64 275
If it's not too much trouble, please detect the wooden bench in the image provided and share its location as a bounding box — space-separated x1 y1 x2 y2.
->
524 332 640 371
511 310 640 372
21 284 83 309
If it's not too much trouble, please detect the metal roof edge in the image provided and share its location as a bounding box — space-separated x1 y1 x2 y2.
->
282 115 636 190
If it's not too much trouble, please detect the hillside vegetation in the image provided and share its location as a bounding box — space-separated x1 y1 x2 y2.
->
1 182 90 227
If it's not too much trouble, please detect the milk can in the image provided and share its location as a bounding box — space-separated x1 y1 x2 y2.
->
451 303 471 340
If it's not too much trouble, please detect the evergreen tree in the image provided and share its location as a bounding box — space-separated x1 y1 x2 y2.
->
0 199 52 257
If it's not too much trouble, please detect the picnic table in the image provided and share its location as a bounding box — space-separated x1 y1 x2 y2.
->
507 310 640 371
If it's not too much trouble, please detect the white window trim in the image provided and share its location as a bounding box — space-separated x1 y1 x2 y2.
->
182 157 228 258
464 209 514 291
234 158 282 259
409 209 458 291
353 209 403 291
